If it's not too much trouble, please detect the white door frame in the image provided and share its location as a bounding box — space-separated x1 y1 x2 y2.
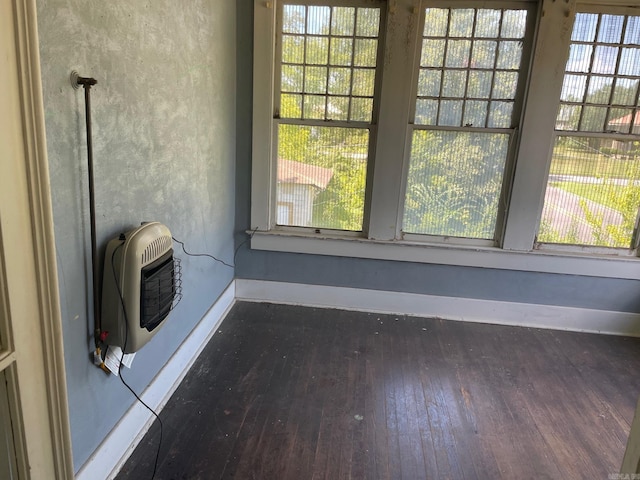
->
622 397 640 474
0 0 73 477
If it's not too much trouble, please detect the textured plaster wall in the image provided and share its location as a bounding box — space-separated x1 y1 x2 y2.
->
233 0 640 314
37 0 236 471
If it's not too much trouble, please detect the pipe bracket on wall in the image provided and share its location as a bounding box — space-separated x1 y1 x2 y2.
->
71 70 97 89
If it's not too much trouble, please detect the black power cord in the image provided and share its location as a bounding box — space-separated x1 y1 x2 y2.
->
172 228 258 268
111 244 163 479
171 237 234 268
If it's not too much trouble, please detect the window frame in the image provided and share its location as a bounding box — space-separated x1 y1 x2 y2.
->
400 2 538 245
535 4 640 251
272 1 387 232
251 0 640 281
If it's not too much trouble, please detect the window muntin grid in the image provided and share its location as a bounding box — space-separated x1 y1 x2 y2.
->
556 12 640 134
415 7 528 129
278 4 381 123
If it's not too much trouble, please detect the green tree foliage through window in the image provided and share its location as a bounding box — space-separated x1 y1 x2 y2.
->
404 7 528 240
404 131 509 238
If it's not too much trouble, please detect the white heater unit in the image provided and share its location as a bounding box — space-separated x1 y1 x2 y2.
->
101 222 180 353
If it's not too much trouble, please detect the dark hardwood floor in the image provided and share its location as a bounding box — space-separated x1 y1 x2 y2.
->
116 302 640 480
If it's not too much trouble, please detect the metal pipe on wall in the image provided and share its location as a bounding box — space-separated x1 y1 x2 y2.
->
71 71 101 345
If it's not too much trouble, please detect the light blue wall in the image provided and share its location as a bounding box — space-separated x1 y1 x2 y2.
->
37 0 236 471
233 0 640 314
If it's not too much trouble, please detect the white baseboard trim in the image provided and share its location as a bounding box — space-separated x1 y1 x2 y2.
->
235 279 640 337
75 281 236 480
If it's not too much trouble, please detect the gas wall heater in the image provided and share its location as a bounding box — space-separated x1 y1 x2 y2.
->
102 222 181 353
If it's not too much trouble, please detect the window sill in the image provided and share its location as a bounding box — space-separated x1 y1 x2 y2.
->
249 230 640 280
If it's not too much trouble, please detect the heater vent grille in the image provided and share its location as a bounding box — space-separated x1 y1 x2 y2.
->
142 235 172 265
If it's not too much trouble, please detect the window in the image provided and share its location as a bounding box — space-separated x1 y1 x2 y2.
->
538 10 640 249
252 0 640 279
404 7 530 241
275 3 383 231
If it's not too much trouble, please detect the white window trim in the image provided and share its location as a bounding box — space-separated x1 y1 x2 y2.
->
250 229 640 279
501 0 575 250
251 0 640 280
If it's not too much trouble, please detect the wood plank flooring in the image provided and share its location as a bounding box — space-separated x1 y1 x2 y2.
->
116 302 640 480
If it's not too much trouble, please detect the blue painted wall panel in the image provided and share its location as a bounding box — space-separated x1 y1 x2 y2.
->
37 0 236 471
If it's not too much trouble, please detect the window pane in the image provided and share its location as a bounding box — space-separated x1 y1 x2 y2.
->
328 67 351 95
352 69 375 96
619 48 640 76
281 93 302 117
442 70 466 98
445 40 471 68
471 41 497 69
449 9 474 37
464 100 488 127
415 99 438 125
556 12 640 134
414 7 527 129
501 10 527 39
417 69 441 97
303 95 326 119
496 41 523 70
277 124 368 231
588 76 612 103
597 14 624 43
424 8 449 37
475 10 500 38
306 37 329 65
493 71 518 99
330 38 353 66
468 71 493 99
304 66 327 94
566 44 593 73
612 80 638 106
282 35 304 63
608 108 633 134
307 6 330 34
283 5 306 33
356 8 380 37
327 96 349 121
488 101 513 128
350 97 373 122
625 17 640 44
560 74 587 102
279 3 381 122
403 131 509 239
281 65 303 92
439 100 463 126
556 104 581 130
538 136 640 248
421 39 446 67
331 7 354 35
572 13 598 42
592 46 618 75
354 39 378 67
581 105 607 131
